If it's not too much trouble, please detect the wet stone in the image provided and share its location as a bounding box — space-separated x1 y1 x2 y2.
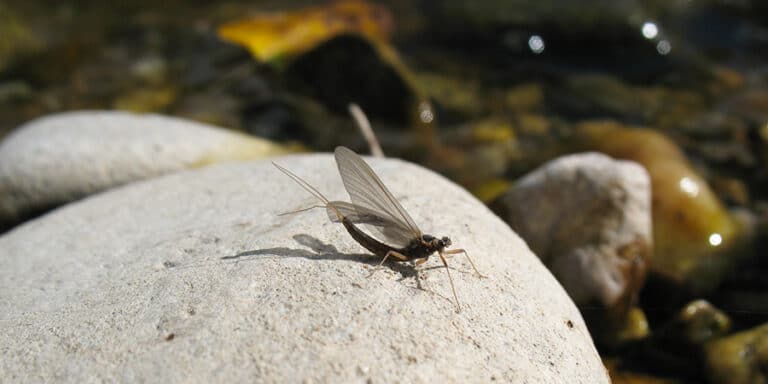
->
705 323 768 384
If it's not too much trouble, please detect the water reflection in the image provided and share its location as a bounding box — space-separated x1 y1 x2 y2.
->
641 22 658 39
528 35 545 54
708 233 723 247
679 177 700 197
418 101 434 123
657 40 672 55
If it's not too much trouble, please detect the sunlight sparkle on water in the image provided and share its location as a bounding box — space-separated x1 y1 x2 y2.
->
679 177 700 197
528 35 545 54
657 40 672 55
709 233 723 247
418 102 434 123
642 22 658 39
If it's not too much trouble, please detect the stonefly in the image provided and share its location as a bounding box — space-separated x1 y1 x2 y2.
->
273 146 484 311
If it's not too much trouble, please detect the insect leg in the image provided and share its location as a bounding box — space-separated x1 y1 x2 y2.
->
414 258 429 266
367 250 408 278
438 251 461 312
444 248 486 278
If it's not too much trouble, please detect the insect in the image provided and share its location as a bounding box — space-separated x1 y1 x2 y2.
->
273 146 484 311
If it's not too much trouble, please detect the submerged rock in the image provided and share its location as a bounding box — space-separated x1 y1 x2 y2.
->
504 83 545 113
647 300 731 375
112 86 178 113
560 74 666 122
619 300 731 382
669 300 731 346
415 72 485 120
705 323 768 384
606 358 679 384
0 111 293 228
440 118 521 187
493 152 651 344
0 3 42 72
0 154 609 383
725 89 768 125
610 307 650 347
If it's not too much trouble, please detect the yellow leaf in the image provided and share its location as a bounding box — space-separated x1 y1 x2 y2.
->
218 0 393 62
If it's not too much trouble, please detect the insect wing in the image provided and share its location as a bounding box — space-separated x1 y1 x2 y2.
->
334 147 422 244
326 201 415 248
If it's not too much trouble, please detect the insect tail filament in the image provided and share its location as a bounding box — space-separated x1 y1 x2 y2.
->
273 161 345 221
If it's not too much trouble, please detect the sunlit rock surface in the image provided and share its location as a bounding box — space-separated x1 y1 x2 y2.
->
575 120 748 292
0 111 293 227
0 154 609 383
493 152 651 344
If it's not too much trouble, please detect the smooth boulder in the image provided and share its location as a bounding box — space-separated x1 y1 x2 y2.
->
494 152 651 316
0 154 609 383
0 110 292 227
493 152 652 346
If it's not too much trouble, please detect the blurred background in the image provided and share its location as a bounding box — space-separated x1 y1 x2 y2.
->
1 1 768 382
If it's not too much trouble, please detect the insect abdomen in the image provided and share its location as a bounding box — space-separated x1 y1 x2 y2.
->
341 218 397 258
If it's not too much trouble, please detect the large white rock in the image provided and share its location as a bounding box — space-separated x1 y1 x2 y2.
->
494 152 652 313
0 111 292 226
0 154 608 383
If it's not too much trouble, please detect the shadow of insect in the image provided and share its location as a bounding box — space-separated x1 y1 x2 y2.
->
223 234 421 283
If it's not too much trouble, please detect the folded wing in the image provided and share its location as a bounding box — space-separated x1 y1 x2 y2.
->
326 201 416 248
333 147 422 248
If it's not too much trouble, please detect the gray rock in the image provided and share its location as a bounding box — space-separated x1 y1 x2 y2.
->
494 152 651 314
0 111 292 227
0 154 609 383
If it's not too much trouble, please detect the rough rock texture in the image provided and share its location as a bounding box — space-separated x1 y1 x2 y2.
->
0 154 608 383
0 111 292 226
494 152 652 315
